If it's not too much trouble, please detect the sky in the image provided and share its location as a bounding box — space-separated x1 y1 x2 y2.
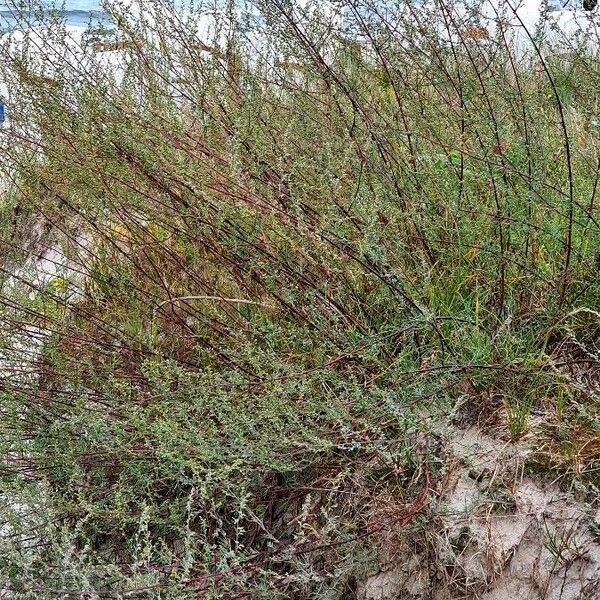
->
0 1 597 40
0 1 102 8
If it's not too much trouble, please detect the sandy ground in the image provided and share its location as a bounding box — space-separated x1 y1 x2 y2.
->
358 426 600 599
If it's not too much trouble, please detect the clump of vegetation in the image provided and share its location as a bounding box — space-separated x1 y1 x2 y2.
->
0 0 599 597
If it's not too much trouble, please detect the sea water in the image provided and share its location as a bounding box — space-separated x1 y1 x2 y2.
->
0 1 107 31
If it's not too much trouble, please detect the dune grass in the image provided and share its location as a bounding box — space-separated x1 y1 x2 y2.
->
0 1 599 597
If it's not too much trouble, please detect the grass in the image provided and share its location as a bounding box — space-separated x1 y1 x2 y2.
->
0 0 599 597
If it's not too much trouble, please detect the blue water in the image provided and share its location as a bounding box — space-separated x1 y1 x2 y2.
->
0 1 108 31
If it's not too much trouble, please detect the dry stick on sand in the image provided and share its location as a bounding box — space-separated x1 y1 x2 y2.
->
152 295 274 322
154 295 275 312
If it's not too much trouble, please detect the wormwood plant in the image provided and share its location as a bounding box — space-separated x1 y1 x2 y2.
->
0 0 599 597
